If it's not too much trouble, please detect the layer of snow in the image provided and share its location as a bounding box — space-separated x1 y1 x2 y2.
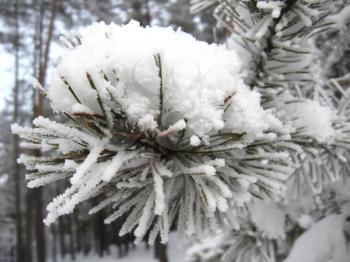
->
284 99 336 143
185 234 224 262
48 21 282 139
56 233 186 262
285 214 348 262
297 214 314 229
257 1 285 18
249 198 285 239
71 103 94 114
330 5 350 29
189 135 201 146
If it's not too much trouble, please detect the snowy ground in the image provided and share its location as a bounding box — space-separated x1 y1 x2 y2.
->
58 234 187 262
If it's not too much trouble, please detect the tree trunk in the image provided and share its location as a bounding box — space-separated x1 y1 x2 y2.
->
68 216 76 261
25 190 33 262
82 222 91 255
34 188 46 262
12 1 24 261
93 217 99 255
98 211 107 257
132 0 151 26
73 211 81 253
58 217 66 258
50 224 57 262
154 236 168 262
32 0 58 261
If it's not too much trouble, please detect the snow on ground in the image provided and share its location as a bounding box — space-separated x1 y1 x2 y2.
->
58 233 186 262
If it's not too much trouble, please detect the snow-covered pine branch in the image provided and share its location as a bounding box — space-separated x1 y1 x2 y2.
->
192 0 350 192
190 0 350 261
12 21 293 243
186 197 286 262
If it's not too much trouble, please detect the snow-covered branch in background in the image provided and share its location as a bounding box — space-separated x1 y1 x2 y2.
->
190 0 350 261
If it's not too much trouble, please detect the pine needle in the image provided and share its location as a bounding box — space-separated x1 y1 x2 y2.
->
60 76 81 103
154 53 164 129
86 72 107 119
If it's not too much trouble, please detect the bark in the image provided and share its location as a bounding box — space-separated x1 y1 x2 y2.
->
12 0 24 261
131 0 151 26
25 190 33 262
93 217 99 255
50 224 57 262
82 222 91 255
33 188 45 262
154 236 168 262
58 217 66 258
68 216 76 261
97 211 107 257
32 1 58 261
73 211 81 253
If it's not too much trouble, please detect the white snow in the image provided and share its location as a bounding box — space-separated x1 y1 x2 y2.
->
257 1 285 18
184 164 216 176
207 158 225 167
249 198 285 239
285 214 348 262
138 114 158 131
284 99 336 143
71 103 94 114
70 138 108 185
186 234 224 262
152 167 165 215
190 135 201 146
166 119 186 132
63 160 78 170
330 5 350 29
134 193 155 239
102 151 135 182
158 119 186 137
297 214 314 229
56 233 186 262
47 21 282 140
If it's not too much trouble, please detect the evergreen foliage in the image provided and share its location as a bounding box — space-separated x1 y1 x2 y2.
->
186 0 350 261
12 21 294 244
10 1 350 261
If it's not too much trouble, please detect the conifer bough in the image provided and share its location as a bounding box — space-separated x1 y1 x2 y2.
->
12 21 294 244
186 0 350 261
